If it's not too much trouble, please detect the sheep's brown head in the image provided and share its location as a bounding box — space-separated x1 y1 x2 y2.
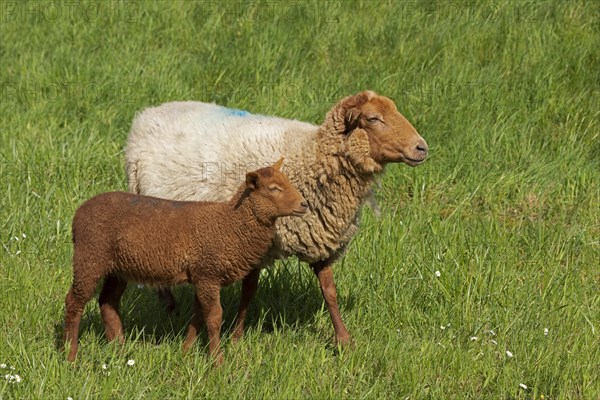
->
245 158 308 223
328 90 428 174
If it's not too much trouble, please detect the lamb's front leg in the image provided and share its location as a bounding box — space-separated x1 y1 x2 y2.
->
183 285 224 366
99 274 128 343
232 268 260 342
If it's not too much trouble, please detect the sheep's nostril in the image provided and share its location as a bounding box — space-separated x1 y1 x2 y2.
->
300 200 309 208
416 143 428 155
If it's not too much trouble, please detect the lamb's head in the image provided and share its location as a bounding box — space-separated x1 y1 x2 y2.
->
326 90 428 174
245 158 308 222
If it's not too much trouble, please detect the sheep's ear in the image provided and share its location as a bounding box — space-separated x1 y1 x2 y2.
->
329 92 371 135
273 157 284 171
245 171 260 190
345 108 362 133
344 92 375 132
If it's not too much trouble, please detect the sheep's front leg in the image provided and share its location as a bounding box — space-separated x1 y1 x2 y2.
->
232 268 260 342
311 258 351 346
183 286 224 366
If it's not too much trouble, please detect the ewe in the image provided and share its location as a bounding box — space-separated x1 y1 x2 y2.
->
125 91 428 345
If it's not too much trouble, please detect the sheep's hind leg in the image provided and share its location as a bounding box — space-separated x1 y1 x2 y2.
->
183 286 224 366
232 268 260 342
99 274 128 344
157 287 178 315
311 258 352 346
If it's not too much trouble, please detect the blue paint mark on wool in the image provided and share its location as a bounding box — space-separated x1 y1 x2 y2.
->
222 107 250 117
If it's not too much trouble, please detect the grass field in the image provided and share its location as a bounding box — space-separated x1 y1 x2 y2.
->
1 0 599 398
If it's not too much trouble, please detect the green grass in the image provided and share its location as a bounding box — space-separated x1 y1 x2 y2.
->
1 0 598 398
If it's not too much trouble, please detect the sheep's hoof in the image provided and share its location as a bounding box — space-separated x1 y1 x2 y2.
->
231 331 244 344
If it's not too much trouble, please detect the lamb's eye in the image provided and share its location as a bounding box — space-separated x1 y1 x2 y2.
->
269 185 282 192
366 116 381 123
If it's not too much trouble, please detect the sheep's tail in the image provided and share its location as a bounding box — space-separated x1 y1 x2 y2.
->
126 160 141 194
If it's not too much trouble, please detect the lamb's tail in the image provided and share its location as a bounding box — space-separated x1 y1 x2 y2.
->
126 160 141 194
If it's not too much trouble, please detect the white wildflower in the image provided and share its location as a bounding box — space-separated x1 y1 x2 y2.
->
4 373 22 383
491 339 497 345
544 328 548 336
519 383 528 390
506 350 513 358
470 336 478 341
102 364 108 370
9 366 14 370
137 284 144 289
0 364 6 368
440 325 446 330
67 397 73 400
127 359 135 366
435 270 441 277
22 233 26 238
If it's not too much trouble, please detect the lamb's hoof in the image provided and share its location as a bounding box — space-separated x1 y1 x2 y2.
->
212 352 225 367
334 333 353 348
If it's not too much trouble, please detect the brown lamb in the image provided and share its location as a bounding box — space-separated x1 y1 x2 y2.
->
63 159 307 365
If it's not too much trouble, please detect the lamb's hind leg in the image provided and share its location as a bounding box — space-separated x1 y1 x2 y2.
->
99 274 128 343
311 257 351 346
232 268 260 342
63 274 101 362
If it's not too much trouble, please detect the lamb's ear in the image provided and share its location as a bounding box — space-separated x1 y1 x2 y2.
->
344 128 382 174
273 157 284 171
245 171 260 190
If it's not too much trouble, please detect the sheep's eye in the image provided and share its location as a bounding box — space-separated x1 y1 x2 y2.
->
268 185 282 192
366 116 381 123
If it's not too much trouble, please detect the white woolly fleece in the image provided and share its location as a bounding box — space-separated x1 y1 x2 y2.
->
126 102 318 202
